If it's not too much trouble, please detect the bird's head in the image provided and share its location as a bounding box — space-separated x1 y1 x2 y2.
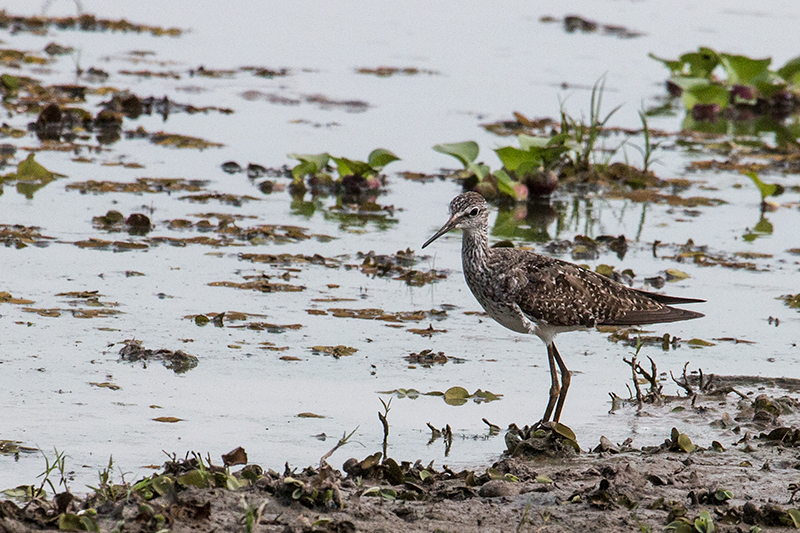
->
421 192 488 249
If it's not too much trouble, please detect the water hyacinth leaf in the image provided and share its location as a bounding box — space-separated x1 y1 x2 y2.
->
494 147 541 174
665 519 695 533
677 433 695 453
444 386 469 405
367 148 400 169
665 268 689 281
443 386 469 400
694 510 715 533
151 475 174 496
719 54 771 86
745 171 779 201
288 153 330 179
777 56 800 83
687 338 715 347
753 217 774 235
552 422 577 442
648 53 685 76
469 161 491 181
714 488 733 502
487 467 503 480
681 83 729 111
517 133 552 150
492 169 517 198
17 153 55 181
788 509 800 528
432 141 479 167
177 469 209 488
679 48 719 78
473 389 501 401
331 156 373 177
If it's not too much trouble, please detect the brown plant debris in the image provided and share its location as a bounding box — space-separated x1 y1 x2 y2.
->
312 307 445 323
118 339 198 373
209 279 305 293
0 11 183 36
67 177 207 194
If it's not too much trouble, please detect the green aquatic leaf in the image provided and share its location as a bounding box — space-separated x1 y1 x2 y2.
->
753 217 773 234
648 53 685 76
492 169 517 198
665 519 694 533
17 153 55 181
177 469 210 488
745 171 778 201
677 433 695 453
444 386 469 400
687 338 715 347
694 510 716 533
719 53 771 86
494 146 542 174
469 161 491 181
517 133 551 150
367 148 400 169
680 82 729 111
287 153 330 179
788 508 800 528
777 56 800 84
679 48 719 78
432 141 479 167
331 156 373 178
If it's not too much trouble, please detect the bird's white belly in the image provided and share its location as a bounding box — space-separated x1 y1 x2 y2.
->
480 301 530 334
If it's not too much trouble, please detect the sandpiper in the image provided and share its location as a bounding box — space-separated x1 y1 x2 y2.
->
422 192 704 423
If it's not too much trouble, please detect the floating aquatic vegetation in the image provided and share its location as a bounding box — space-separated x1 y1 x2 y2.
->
0 11 183 36
405 325 448 337
504 422 580 457
1 153 63 198
540 14 643 39
310 345 357 357
309 307 444 323
124 126 223 149
660 240 766 271
355 66 439 77
779 293 800 310
0 47 51 67
210 278 305 293
0 291 34 305
118 339 198 373
239 252 337 266
378 386 501 405
89 381 119 391
650 47 800 137
179 192 259 205
288 148 399 199
67 177 207 194
404 349 449 366
357 248 447 286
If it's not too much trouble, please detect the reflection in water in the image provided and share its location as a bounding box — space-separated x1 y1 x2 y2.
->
491 195 653 246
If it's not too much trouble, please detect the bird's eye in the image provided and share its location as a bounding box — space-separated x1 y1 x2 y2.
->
469 207 479 217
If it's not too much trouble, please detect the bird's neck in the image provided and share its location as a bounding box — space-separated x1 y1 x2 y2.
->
461 227 489 273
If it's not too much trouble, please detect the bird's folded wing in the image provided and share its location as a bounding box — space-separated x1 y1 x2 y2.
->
513 257 702 327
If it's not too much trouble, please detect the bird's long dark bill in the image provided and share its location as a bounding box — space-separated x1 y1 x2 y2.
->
421 216 458 249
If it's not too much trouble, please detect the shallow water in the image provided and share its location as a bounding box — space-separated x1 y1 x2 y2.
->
1 0 799 491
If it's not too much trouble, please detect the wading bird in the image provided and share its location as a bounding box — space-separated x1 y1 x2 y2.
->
422 192 704 423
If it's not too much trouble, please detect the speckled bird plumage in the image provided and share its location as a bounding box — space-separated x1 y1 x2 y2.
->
422 191 704 423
